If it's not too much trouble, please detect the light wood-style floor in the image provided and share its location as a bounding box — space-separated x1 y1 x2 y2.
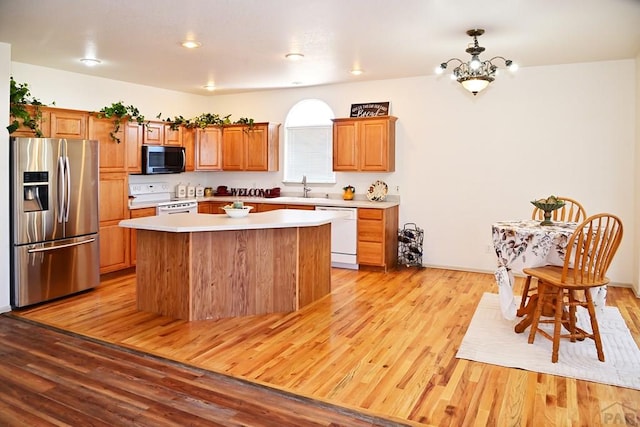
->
13 267 640 426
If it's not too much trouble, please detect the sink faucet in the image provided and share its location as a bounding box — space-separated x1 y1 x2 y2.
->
302 175 311 198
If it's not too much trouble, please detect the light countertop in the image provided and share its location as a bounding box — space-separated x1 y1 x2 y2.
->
119 209 348 233
129 195 399 210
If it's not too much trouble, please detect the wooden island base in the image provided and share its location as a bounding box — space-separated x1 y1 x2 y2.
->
136 224 331 320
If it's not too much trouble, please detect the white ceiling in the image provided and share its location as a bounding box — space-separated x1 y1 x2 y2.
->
1 0 640 96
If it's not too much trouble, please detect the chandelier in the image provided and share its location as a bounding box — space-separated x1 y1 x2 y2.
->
436 29 517 95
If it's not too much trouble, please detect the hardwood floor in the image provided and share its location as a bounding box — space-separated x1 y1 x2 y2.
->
0 315 399 426
9 267 640 426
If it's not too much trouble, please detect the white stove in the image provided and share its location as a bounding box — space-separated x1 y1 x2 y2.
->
129 182 198 215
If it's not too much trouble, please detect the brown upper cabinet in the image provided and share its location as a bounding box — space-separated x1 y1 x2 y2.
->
163 123 183 146
143 121 164 145
332 116 397 172
89 115 125 173
125 121 143 173
9 106 88 139
182 127 196 172
221 123 280 171
8 105 51 137
50 109 88 139
195 126 223 171
143 121 184 146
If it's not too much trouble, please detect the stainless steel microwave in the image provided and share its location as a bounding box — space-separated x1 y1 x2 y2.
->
141 145 185 174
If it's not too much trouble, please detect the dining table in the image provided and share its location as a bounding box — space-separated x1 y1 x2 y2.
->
491 219 607 332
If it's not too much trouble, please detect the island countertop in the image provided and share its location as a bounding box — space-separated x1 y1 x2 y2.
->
119 209 347 233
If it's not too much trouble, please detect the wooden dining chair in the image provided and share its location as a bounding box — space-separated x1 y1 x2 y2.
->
521 196 588 313
531 196 586 223
523 213 623 363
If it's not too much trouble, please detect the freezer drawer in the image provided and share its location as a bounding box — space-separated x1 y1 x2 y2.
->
12 234 100 308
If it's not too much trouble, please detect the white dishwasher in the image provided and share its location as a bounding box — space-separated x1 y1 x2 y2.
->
315 206 358 269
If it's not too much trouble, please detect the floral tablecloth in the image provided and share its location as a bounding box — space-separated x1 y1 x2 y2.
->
491 220 606 319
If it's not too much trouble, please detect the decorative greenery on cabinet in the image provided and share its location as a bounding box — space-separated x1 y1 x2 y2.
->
7 77 52 137
97 102 147 143
158 113 254 130
7 78 256 143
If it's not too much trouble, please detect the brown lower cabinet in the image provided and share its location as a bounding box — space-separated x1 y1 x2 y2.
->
357 206 398 270
98 172 129 274
129 207 156 266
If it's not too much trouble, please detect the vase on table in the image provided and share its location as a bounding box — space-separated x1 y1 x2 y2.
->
531 199 565 226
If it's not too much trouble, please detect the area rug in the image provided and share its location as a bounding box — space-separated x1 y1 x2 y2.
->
456 293 640 390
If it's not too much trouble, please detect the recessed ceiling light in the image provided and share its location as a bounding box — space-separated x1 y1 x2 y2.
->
285 53 304 61
350 69 363 76
80 58 101 67
203 84 215 91
181 40 202 49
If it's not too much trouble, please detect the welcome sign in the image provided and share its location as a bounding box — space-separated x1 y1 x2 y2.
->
350 102 390 117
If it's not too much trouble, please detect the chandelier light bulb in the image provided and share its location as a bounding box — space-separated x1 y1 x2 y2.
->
470 56 481 70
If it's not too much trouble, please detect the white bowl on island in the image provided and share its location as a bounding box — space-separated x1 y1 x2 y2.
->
222 206 254 218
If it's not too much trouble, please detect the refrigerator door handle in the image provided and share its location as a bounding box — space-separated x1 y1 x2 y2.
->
64 156 71 222
57 156 66 223
27 237 96 254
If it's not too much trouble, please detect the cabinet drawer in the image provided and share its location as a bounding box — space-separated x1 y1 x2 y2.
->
357 241 384 265
358 208 383 220
358 219 383 242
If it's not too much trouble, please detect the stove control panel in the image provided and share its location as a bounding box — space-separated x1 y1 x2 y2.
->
128 182 172 197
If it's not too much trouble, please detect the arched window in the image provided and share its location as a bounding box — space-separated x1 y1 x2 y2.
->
283 99 336 183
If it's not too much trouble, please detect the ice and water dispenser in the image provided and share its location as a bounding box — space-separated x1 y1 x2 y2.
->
22 171 49 212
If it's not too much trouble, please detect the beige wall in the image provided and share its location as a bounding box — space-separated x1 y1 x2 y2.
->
635 52 640 296
0 43 9 311
1 57 638 311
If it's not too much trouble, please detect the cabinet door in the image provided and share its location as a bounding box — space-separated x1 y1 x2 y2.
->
198 201 227 214
99 172 129 273
50 109 88 139
222 126 245 170
257 203 286 212
357 208 384 266
356 207 398 270
246 124 269 171
99 173 128 223
195 127 222 170
333 120 358 171
360 118 392 171
129 207 156 266
164 124 183 146
99 224 130 274
182 127 195 171
144 122 164 145
197 202 212 214
89 115 126 173
125 121 143 173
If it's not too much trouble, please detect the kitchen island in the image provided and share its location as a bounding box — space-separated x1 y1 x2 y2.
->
119 210 343 320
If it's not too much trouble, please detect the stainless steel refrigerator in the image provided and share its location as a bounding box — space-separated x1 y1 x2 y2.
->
10 137 100 308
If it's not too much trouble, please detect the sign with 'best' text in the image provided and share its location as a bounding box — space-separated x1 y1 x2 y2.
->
350 102 390 117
